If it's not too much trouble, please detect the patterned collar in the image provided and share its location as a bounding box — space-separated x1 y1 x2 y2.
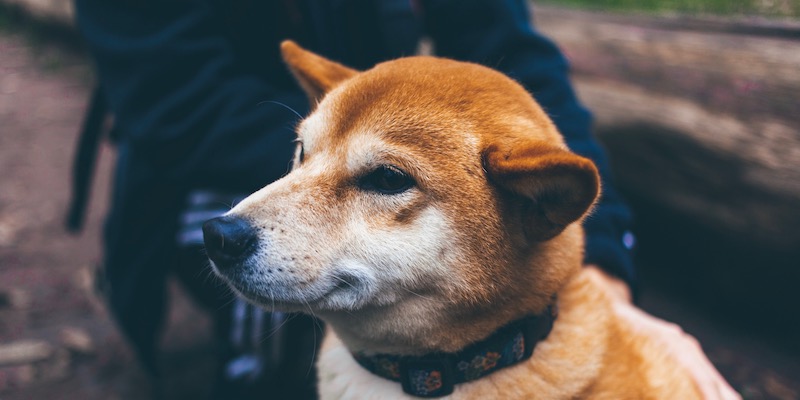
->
351 302 558 398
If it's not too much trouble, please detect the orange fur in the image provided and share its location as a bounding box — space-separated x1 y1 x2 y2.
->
221 41 705 399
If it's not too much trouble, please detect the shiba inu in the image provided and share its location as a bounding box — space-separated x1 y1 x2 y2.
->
203 40 703 399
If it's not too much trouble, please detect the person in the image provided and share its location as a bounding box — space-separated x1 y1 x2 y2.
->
68 0 737 398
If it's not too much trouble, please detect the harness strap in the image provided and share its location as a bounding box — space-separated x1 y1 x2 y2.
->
65 85 108 233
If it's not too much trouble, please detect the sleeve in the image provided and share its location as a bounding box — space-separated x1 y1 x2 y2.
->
73 0 308 371
418 0 637 289
74 0 306 192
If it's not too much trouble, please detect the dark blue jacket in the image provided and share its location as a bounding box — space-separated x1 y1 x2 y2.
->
74 0 634 373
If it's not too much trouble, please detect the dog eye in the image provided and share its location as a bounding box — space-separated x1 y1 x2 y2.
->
361 165 415 194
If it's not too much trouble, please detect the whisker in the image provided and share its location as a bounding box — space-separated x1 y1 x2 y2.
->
268 285 276 315
257 100 304 120
401 286 435 301
302 300 323 379
258 311 291 342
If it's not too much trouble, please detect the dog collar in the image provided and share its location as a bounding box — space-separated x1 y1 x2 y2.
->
351 302 558 398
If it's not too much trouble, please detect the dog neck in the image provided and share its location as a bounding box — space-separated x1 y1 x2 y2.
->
320 284 552 357
349 301 558 397
317 269 612 399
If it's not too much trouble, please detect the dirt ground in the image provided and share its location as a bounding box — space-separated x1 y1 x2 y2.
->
0 26 798 400
0 28 218 399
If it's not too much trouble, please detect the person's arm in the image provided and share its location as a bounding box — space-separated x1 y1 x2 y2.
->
75 0 306 192
418 0 635 288
74 0 308 374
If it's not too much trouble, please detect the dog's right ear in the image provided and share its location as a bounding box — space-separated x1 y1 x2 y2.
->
484 141 600 242
280 40 358 104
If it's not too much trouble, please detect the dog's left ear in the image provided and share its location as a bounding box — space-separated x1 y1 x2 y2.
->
281 40 358 104
484 141 600 242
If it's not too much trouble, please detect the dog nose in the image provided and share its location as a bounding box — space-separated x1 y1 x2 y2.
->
203 216 257 269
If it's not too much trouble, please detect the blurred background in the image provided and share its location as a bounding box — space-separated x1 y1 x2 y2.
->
0 0 798 398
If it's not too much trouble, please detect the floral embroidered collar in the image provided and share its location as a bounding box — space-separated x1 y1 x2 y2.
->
351 302 558 398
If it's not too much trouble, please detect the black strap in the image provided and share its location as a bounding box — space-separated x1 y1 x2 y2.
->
352 302 558 398
65 85 107 233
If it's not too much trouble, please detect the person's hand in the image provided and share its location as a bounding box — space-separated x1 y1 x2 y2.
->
585 265 741 400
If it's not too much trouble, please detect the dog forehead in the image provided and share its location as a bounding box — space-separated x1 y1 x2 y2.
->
300 100 474 167
297 55 556 162
345 131 386 171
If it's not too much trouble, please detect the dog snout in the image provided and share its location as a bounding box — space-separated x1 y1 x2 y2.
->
202 216 258 269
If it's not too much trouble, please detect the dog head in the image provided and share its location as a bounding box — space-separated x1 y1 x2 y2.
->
204 41 600 353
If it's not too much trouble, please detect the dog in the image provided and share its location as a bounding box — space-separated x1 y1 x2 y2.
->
202 40 703 399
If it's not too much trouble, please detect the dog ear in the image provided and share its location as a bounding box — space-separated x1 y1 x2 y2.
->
484 141 600 242
280 40 358 104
